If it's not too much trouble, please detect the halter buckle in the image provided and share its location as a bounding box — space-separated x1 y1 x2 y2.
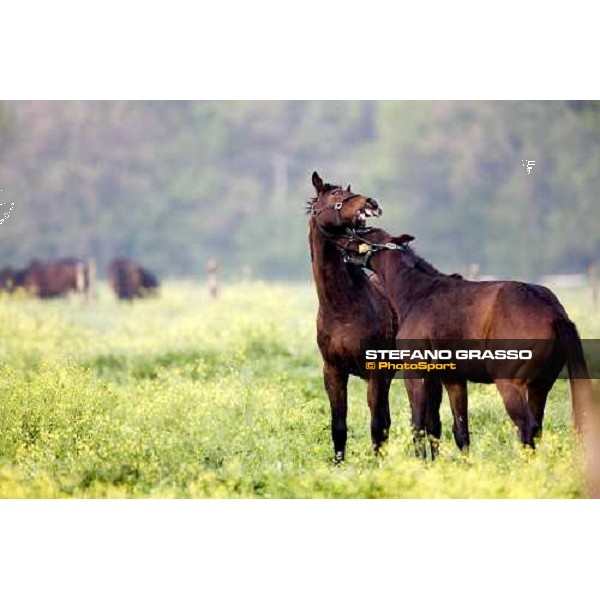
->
334 202 343 210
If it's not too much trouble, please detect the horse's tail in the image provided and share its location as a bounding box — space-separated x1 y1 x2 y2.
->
554 319 593 432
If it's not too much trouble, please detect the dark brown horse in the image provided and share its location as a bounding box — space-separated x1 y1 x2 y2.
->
308 172 398 462
109 258 160 300
330 223 592 457
3 259 89 298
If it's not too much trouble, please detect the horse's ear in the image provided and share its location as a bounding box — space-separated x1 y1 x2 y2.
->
346 184 352 192
312 171 324 193
391 234 415 245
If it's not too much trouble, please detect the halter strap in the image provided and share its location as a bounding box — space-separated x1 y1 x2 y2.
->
310 193 362 239
312 194 360 224
310 191 398 268
337 228 408 269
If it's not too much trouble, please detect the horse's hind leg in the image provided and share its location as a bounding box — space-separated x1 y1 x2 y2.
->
383 377 392 433
404 378 428 460
425 378 443 459
367 376 392 454
527 378 555 441
323 363 349 463
496 380 539 447
443 380 470 453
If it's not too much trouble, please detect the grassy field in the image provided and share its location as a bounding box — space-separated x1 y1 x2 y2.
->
0 281 597 498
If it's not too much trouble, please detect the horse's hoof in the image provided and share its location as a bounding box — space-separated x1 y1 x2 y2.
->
334 451 345 464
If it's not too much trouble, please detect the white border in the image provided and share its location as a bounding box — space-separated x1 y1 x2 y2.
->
2 1 599 99
1 500 599 599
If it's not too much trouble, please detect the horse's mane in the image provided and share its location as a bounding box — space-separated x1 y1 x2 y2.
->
403 245 463 280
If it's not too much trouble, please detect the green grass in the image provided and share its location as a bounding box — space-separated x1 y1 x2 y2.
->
0 282 597 498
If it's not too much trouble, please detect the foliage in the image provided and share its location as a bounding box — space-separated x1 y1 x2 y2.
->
1 101 599 279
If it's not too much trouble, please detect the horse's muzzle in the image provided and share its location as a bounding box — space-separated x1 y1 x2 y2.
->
366 198 382 217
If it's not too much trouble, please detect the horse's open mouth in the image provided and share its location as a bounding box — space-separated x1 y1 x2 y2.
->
356 204 382 225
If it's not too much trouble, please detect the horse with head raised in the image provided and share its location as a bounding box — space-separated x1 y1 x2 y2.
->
327 219 592 457
308 171 398 462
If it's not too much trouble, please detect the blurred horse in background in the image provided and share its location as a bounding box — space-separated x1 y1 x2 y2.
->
1 259 89 298
109 258 160 300
24 259 89 298
0 267 27 293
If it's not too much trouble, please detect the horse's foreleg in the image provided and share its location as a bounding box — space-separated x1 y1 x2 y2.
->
425 378 443 460
496 380 539 448
405 378 428 460
323 363 349 463
367 376 392 454
443 380 470 453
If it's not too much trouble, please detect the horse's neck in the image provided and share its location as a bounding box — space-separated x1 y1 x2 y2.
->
309 221 362 310
372 251 435 322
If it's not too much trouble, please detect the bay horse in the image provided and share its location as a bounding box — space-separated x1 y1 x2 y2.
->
329 223 592 457
308 172 398 462
108 258 160 300
13 259 90 298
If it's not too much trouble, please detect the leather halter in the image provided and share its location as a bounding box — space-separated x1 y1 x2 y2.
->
311 192 361 236
336 228 408 270
310 190 406 269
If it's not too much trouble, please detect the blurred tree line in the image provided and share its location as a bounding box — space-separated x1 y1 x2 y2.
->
0 101 598 280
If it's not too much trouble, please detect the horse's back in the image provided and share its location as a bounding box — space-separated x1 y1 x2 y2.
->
398 277 568 340
399 279 504 338
489 280 569 338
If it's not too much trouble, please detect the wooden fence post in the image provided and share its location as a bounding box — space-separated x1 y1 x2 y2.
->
207 258 219 299
87 258 97 301
589 261 598 309
76 261 86 295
